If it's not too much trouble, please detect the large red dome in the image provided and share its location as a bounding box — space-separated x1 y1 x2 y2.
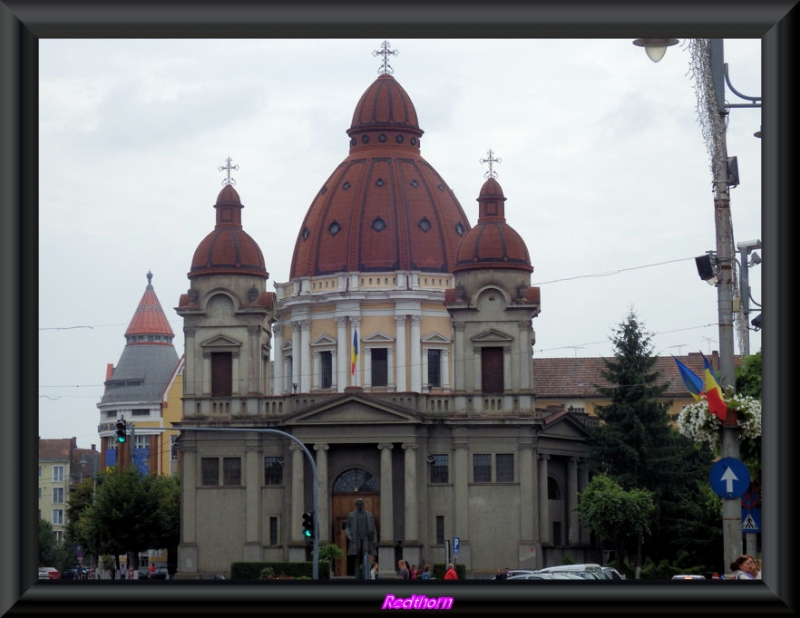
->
189 184 268 280
290 74 471 278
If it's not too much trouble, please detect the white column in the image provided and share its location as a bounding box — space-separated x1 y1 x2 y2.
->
314 444 330 543
395 316 407 391
441 348 451 391
453 324 465 391
291 442 305 542
402 443 418 541
312 350 320 390
184 328 196 396
410 316 422 392
379 444 394 542
336 318 348 392
291 323 301 394
272 324 284 395
300 320 311 393
202 352 211 395
232 351 240 395
387 345 396 391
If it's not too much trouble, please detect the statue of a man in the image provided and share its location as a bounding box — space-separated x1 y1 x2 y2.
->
345 498 378 578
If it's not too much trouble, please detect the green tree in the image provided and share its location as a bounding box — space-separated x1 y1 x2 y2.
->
576 474 655 572
585 310 719 574
735 349 762 489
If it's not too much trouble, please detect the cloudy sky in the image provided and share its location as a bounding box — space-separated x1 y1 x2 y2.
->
38 38 762 448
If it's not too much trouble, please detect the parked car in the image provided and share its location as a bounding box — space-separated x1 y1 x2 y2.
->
38 567 60 580
602 567 626 580
508 572 582 580
671 574 706 580
61 566 86 580
536 563 610 579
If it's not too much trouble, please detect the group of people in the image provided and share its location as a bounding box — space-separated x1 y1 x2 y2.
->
392 560 434 580
493 567 511 580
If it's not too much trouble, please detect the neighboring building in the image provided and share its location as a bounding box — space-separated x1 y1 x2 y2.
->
38 437 99 541
174 45 597 580
97 271 180 474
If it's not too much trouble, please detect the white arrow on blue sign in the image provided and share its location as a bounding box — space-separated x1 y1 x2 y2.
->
709 457 750 499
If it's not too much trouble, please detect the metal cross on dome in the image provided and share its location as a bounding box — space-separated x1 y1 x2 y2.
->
480 149 502 179
219 156 239 186
373 40 398 75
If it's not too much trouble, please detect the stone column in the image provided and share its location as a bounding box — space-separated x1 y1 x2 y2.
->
232 351 240 395
378 443 394 541
248 325 261 394
291 322 301 393
184 328 196 396
579 460 591 545
177 434 198 576
243 434 262 561
410 316 422 392
538 454 550 545
314 444 330 543
402 443 418 541
291 442 305 542
453 323 465 391
336 317 348 392
272 324 284 395
299 320 311 393
395 316 407 392
202 352 211 395
453 432 469 541
568 457 579 545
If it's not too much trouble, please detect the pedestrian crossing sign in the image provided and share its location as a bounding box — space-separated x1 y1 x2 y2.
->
742 508 761 533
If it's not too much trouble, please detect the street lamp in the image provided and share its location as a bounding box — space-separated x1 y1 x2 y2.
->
736 239 762 356
635 38 761 576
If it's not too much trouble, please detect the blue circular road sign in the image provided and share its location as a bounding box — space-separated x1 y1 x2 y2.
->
709 457 750 499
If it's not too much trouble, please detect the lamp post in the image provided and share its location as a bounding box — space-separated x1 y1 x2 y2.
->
634 38 761 576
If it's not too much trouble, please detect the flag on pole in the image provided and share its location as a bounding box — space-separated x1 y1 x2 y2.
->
702 354 728 421
351 328 359 376
672 356 704 401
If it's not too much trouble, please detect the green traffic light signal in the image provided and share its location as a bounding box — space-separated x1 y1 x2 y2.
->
302 511 314 539
116 419 127 443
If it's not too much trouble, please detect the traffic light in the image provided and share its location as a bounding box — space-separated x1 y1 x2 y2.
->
302 511 314 541
115 419 127 444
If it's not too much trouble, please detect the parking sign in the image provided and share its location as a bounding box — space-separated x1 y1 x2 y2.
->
453 537 460 555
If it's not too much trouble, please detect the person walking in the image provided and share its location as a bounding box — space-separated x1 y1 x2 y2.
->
370 561 380 580
421 564 431 580
397 559 410 580
444 563 458 580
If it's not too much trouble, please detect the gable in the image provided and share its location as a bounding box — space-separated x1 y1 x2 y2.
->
287 396 419 426
471 328 514 345
200 334 242 349
363 331 395 344
538 410 591 443
422 332 451 345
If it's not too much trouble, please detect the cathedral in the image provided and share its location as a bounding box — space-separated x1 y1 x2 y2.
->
172 42 596 579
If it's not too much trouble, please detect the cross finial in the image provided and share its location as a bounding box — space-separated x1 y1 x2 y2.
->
480 149 502 179
218 156 239 186
373 40 399 75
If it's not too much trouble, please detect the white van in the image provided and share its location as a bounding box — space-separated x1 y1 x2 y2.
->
536 564 610 579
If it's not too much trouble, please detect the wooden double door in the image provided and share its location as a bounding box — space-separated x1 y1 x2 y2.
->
331 493 380 576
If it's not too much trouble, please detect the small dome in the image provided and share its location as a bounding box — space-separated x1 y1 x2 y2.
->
453 177 532 273
189 184 269 280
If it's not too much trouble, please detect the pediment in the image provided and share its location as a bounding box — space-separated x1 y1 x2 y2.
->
310 334 337 347
539 410 591 440
471 328 514 344
422 332 451 344
201 334 242 348
287 395 419 426
363 331 395 343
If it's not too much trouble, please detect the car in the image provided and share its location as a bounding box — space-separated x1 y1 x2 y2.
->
602 567 626 580
671 574 706 580
38 567 60 580
150 566 169 580
536 563 610 579
505 569 538 578
61 567 85 580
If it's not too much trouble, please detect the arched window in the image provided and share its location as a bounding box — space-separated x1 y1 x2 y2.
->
332 468 379 493
547 476 561 500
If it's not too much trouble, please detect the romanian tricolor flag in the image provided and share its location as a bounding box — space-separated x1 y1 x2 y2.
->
673 356 704 401
351 328 359 376
702 354 728 421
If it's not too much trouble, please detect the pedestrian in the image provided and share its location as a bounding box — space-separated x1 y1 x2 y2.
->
149 563 156 579
370 561 379 580
397 559 410 580
421 564 431 580
415 564 424 580
444 563 458 580
493 568 504 580
409 564 417 580
503 567 510 580
730 554 759 579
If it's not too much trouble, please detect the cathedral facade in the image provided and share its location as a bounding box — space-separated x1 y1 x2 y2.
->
174 45 596 579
